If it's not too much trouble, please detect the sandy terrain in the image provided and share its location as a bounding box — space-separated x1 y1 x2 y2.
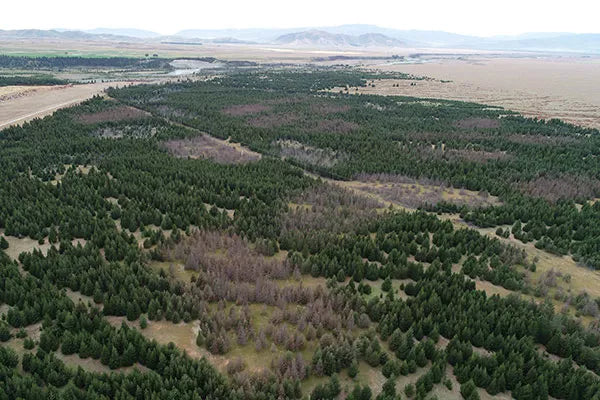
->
361 56 600 129
0 82 133 130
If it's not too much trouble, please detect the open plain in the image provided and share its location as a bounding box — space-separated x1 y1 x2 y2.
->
0 81 134 129
363 56 600 129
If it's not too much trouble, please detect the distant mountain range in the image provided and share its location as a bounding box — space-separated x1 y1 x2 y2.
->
84 28 161 39
1 25 598 54
0 29 142 42
274 30 404 47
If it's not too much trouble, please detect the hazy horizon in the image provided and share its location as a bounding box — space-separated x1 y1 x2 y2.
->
45 25 599 39
3 0 599 37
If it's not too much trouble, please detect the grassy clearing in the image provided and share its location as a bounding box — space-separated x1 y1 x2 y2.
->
50 164 92 185
55 353 150 374
0 231 51 260
469 222 600 298
362 278 412 301
342 176 500 209
431 367 513 400
274 274 328 289
474 280 514 298
148 260 196 283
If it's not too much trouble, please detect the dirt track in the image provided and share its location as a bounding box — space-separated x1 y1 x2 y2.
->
0 82 133 130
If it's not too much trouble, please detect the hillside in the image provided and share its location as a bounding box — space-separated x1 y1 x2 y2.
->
0 29 141 42
0 26 598 53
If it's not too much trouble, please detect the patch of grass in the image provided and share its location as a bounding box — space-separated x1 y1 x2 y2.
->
148 260 196 283
0 231 51 260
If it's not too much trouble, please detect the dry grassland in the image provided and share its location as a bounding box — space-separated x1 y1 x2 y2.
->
348 174 500 209
359 57 600 129
0 82 134 130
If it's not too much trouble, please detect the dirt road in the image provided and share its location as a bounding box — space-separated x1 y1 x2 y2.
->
0 82 134 130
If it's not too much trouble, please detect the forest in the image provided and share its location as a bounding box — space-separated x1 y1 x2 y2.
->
0 55 174 70
0 74 68 86
109 72 600 268
1 68 600 400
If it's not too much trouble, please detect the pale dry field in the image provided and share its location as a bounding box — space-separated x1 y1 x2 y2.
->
0 81 133 130
362 56 600 129
0 38 389 62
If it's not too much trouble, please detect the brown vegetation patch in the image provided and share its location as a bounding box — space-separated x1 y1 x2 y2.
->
284 183 383 234
453 117 500 129
520 174 600 202
350 173 500 209
164 134 261 164
444 148 511 163
222 103 272 116
76 105 150 124
152 230 362 381
309 103 351 115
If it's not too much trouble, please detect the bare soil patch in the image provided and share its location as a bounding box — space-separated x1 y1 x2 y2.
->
76 105 150 124
1 234 51 260
222 103 272 116
0 85 43 101
164 134 261 164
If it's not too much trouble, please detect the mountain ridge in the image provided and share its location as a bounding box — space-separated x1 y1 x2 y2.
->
274 30 405 47
1 25 598 53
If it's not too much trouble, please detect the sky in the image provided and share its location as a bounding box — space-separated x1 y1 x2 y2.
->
2 0 599 36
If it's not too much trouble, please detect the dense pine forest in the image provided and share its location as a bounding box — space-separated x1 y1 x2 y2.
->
1 68 600 400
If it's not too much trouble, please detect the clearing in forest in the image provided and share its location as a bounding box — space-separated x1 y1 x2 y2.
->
338 174 500 209
164 134 261 164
